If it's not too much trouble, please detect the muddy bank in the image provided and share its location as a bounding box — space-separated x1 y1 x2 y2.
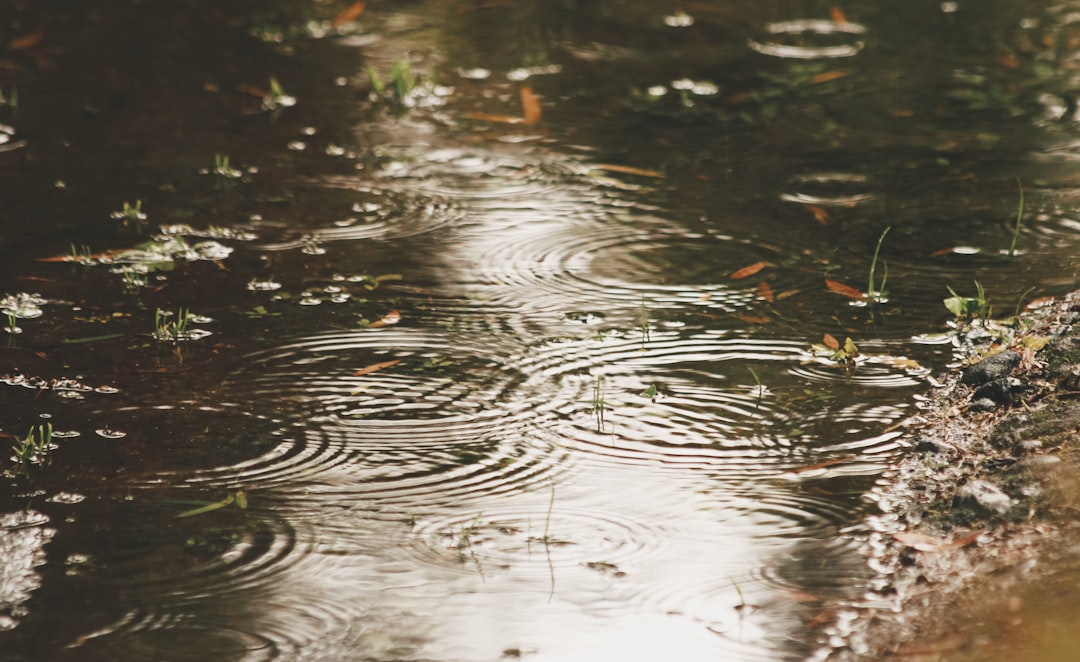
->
824 291 1080 661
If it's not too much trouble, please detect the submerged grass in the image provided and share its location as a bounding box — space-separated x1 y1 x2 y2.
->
11 423 53 466
1008 179 1024 258
867 226 890 303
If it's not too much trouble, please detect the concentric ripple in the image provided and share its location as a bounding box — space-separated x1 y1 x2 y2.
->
749 19 868 59
178 329 569 510
512 331 917 474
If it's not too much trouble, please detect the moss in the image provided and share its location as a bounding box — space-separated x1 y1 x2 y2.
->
989 400 1080 450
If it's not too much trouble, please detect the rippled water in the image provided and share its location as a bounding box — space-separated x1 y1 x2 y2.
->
1 1 1080 660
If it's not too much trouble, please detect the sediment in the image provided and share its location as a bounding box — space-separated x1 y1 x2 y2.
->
822 290 1080 660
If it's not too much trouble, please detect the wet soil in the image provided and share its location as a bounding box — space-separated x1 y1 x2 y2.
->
829 291 1080 660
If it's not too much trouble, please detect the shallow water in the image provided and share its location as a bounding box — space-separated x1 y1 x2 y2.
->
1 1 1079 660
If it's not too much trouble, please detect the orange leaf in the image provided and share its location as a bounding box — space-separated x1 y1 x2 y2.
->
929 247 957 257
332 1 366 27
755 281 774 303
825 279 865 301
520 85 542 126
735 313 771 325
812 69 850 85
830 7 847 24
237 84 270 98
806 204 829 225
368 310 401 329
822 333 840 349
352 358 401 377
590 163 665 179
730 261 767 280
9 29 44 51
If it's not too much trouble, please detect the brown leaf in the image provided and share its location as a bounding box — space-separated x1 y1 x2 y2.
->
830 7 847 24
9 29 44 51
591 163 665 179
822 333 840 349
825 279 865 301
520 85 542 125
332 1 366 27
789 454 856 474
352 359 401 377
812 69 851 85
806 204 829 225
368 310 401 329
730 261 767 280
755 281 774 303
735 313 771 325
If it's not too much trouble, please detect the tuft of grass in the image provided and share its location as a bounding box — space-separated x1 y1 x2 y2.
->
944 281 991 324
212 153 241 179
367 60 419 107
867 226 890 303
1008 178 1023 258
592 375 606 430
639 295 651 346
154 307 194 342
11 423 53 466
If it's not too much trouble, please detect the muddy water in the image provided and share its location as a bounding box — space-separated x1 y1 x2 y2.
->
1 1 1079 660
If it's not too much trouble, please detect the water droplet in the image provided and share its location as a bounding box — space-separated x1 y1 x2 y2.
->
287 141 307 151
247 279 283 292
300 127 316 136
664 11 694 27
48 492 86 504
51 430 81 439
95 428 127 439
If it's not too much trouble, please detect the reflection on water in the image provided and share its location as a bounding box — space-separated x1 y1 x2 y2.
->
2 0 1080 660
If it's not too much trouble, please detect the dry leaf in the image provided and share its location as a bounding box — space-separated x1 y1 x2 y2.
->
830 7 847 24
332 1 366 27
591 163 665 179
812 69 850 85
730 261 767 280
735 313 771 325
893 531 947 552
825 279 865 301
368 310 401 329
9 29 44 51
807 205 829 225
756 281 775 302
352 359 401 377
520 85 542 125
822 333 840 349
789 454 856 474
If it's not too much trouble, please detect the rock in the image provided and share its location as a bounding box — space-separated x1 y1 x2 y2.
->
961 350 1020 386
973 377 1023 404
969 398 999 412
955 479 1013 515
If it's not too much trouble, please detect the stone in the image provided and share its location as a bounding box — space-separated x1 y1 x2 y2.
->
961 350 1020 386
955 479 1013 515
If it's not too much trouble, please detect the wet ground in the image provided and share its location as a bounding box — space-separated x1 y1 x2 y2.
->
1 1 1080 660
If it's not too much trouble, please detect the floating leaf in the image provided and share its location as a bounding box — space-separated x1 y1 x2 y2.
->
352 359 402 377
830 6 847 24
332 1 366 27
730 261 767 280
590 163 665 179
806 204 829 225
176 494 235 519
812 69 851 85
520 85 542 125
464 111 525 125
9 29 44 51
234 490 248 510
755 281 774 302
825 279 865 301
822 333 840 349
735 313 772 325
368 310 401 329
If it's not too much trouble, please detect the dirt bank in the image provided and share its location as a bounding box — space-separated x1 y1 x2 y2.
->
823 291 1080 661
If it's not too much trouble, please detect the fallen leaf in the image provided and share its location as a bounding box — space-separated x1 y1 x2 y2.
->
590 163 665 179
806 204 829 225
789 454 856 474
9 29 44 51
520 85 542 125
756 281 774 302
730 261 767 280
930 246 958 257
735 313 771 325
332 1 366 27
893 531 947 552
995 53 1020 70
775 289 800 301
822 333 840 349
830 7 847 24
368 310 401 329
825 279 865 301
812 69 851 85
352 359 402 377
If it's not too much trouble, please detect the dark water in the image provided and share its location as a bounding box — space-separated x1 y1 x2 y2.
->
0 1 1078 660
